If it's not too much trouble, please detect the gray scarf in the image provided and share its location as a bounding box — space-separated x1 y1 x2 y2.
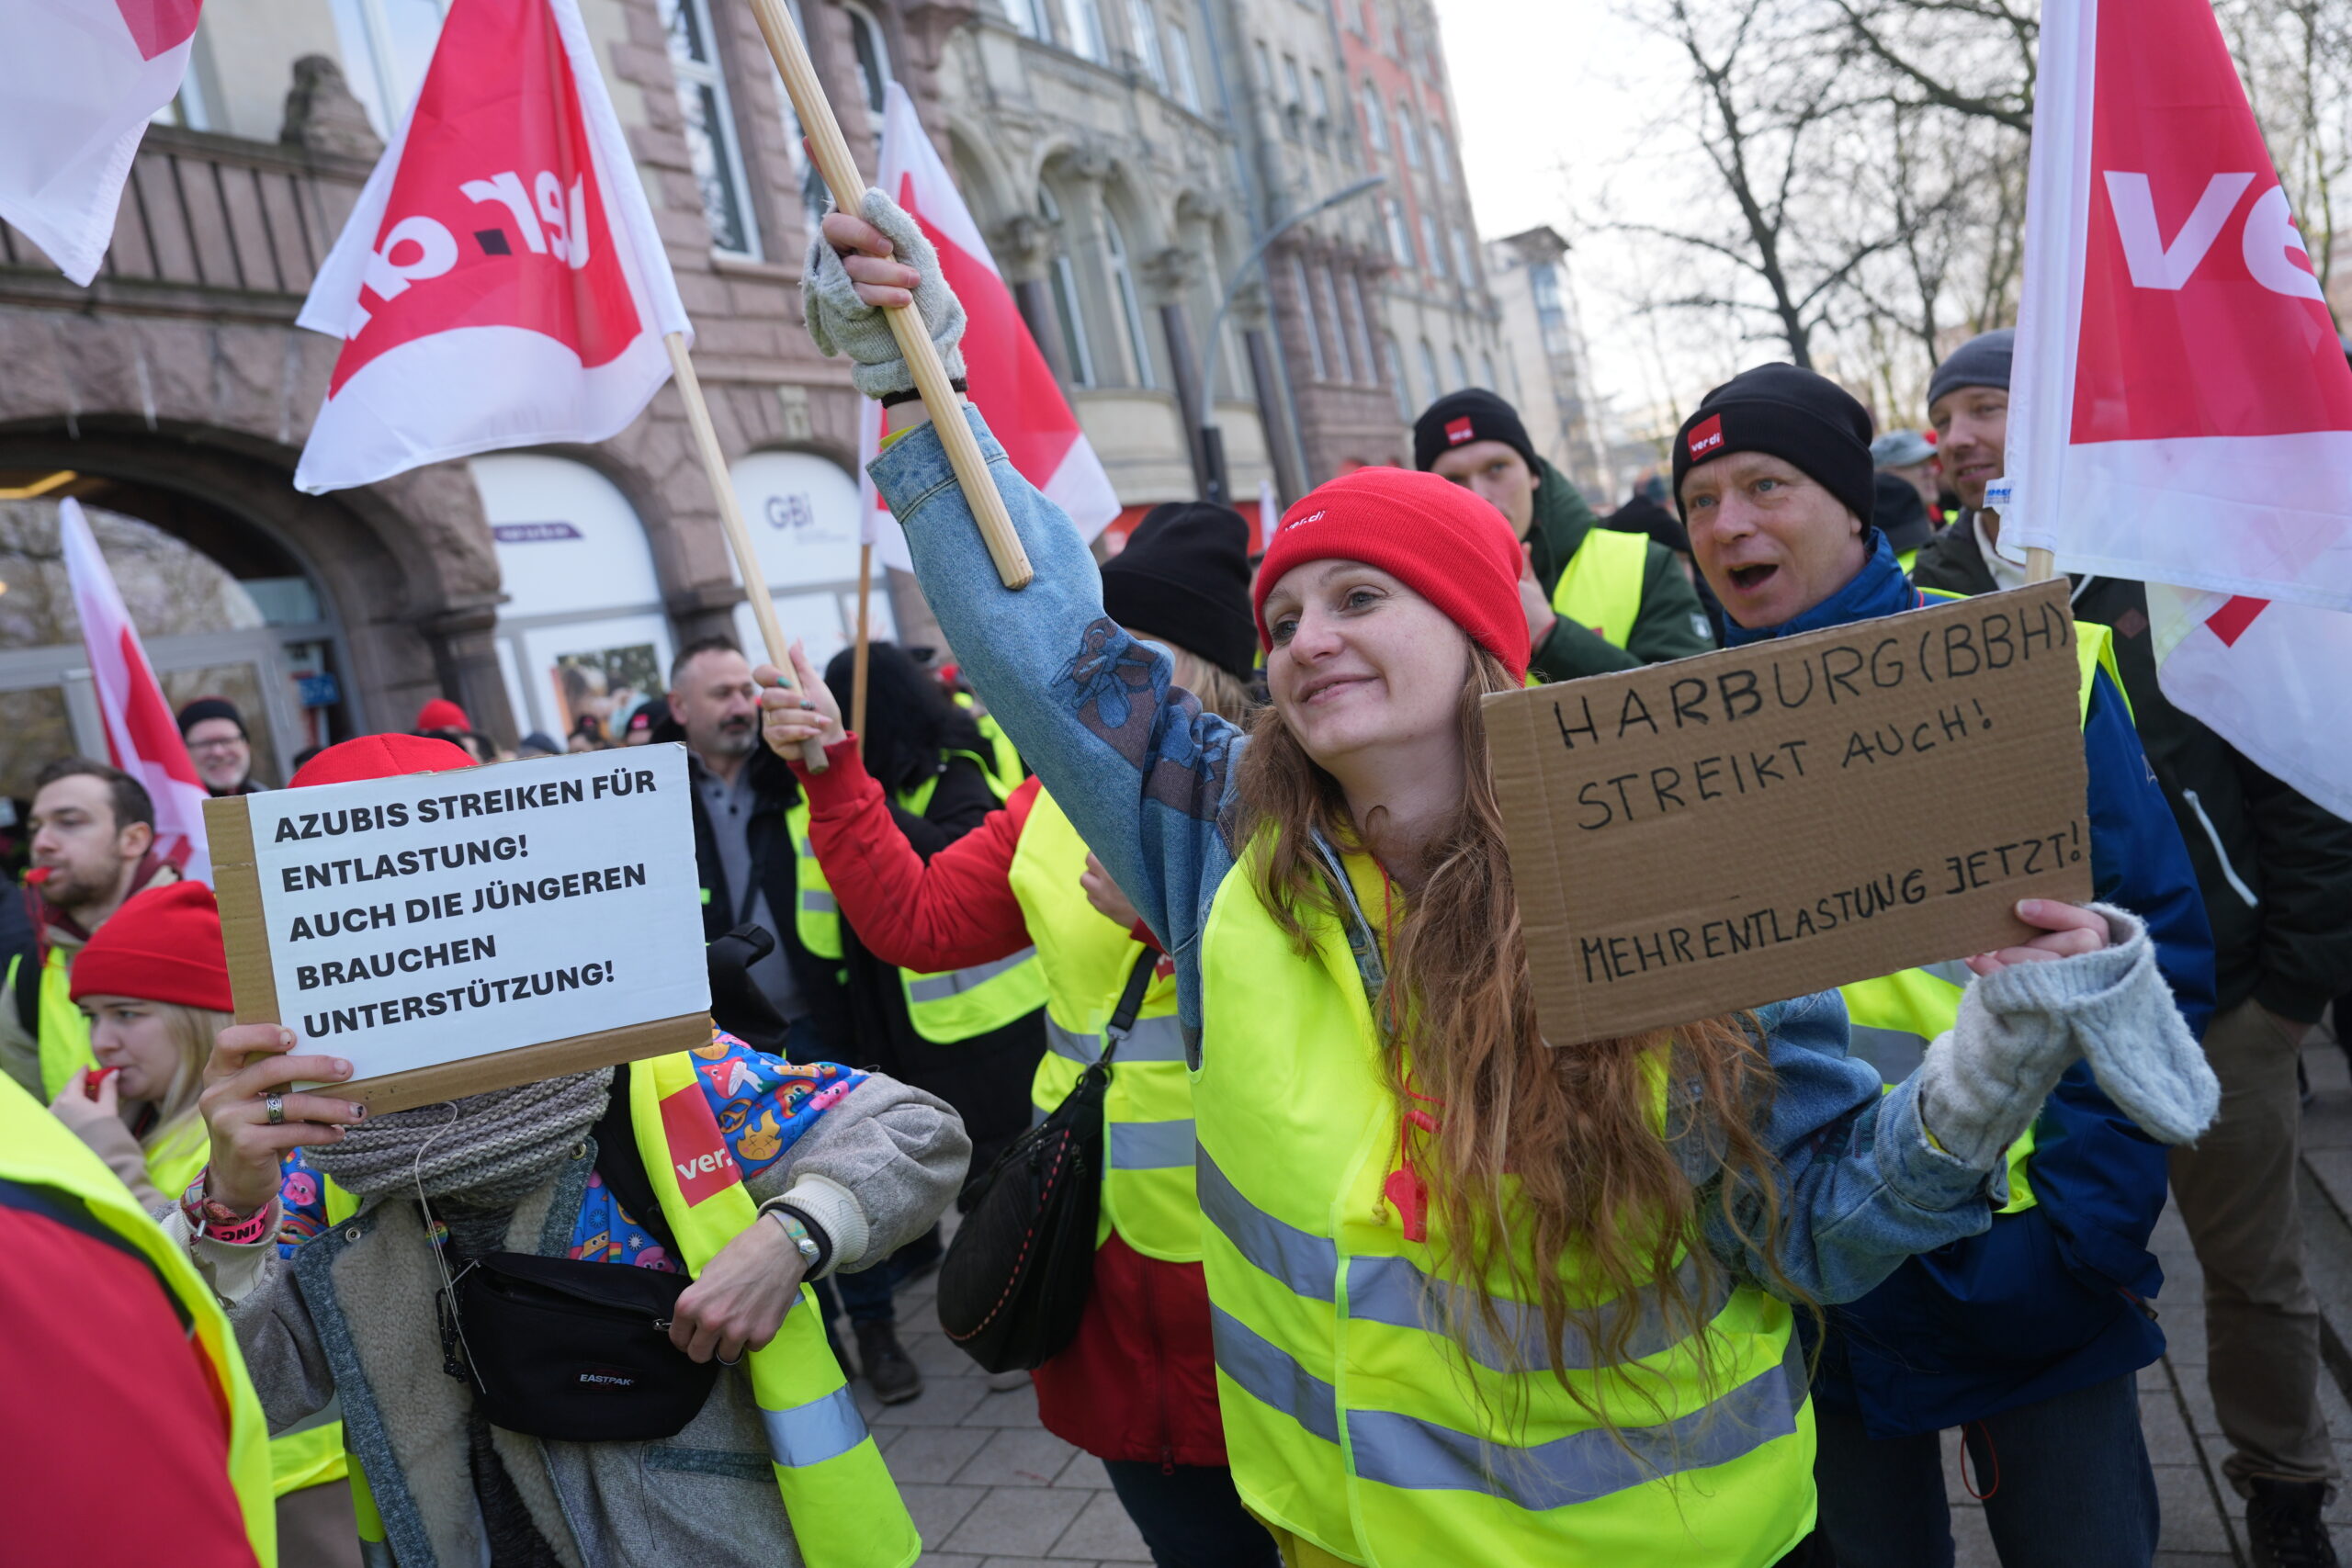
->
307 1068 614 1209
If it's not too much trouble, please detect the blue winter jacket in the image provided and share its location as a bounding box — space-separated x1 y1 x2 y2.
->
1724 532 2217 1438
872 409 2025 1314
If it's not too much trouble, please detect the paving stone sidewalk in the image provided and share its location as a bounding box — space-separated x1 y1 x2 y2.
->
862 1034 2352 1567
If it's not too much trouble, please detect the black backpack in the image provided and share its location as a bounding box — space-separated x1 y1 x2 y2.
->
934 951 1158 1372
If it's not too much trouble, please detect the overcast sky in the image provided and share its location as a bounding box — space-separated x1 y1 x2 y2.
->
1432 0 1724 450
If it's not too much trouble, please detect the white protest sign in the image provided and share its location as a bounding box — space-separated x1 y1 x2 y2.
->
209 745 709 1109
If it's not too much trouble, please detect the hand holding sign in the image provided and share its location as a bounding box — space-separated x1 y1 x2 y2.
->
197 1024 364 1215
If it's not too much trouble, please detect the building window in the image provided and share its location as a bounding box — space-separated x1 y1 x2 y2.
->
1253 39 1274 88
1385 334 1414 420
1384 198 1413 264
1316 265 1353 381
1344 272 1375 382
1532 261 1570 354
843 4 891 114
659 0 760 257
1001 0 1048 38
1289 255 1327 380
1040 188 1095 387
329 0 448 137
1104 213 1155 389
1359 81 1387 152
1427 123 1451 183
1127 0 1166 89
1351 0 1369 35
1419 337 1442 397
1451 346 1471 390
1307 68 1331 140
1166 21 1201 109
1479 352 1497 389
1396 101 1421 167
1063 0 1108 62
1450 227 1476 285
1421 212 1445 278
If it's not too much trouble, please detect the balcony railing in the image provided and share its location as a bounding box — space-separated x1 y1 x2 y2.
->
0 125 371 321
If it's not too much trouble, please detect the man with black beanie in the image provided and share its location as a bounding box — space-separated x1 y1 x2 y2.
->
1413 388 1713 681
1678 361 2218 1568
175 697 264 796
1913 330 2352 1568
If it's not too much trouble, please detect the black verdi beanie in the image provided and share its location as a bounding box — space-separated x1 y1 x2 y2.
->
1672 364 1876 529
1927 328 2014 412
175 696 246 739
1101 502 1258 681
1413 388 1538 475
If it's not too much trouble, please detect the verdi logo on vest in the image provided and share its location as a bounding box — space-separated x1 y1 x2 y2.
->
660 1081 741 1206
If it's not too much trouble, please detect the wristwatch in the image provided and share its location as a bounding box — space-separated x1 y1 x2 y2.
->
767 1208 822 1267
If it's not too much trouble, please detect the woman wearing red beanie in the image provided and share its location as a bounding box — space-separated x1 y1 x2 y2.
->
46 880 364 1568
792 197 2205 1567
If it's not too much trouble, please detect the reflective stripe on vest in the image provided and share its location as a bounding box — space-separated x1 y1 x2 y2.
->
1836 612 2125 1220
1005 789 1200 1262
893 761 1048 1044
0 1076 280 1565
629 1052 920 1568
1547 525 1650 649
785 799 844 962
143 1126 353 1500
1192 841 1812 1563
23 946 96 1100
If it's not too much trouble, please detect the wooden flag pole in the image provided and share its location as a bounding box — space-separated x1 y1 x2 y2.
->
2025 546 2057 581
851 542 874 742
745 0 1033 592
664 331 828 773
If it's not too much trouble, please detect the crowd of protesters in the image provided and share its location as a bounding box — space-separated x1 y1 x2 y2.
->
6 194 2351 1568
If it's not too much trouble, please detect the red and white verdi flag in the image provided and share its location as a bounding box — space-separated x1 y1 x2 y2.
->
858 82 1120 568
57 498 211 882
2006 0 2352 818
0 0 204 286
292 0 687 492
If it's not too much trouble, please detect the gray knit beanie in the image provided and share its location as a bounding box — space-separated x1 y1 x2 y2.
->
1927 329 2014 413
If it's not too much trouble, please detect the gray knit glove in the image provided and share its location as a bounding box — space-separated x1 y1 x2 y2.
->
1917 904 2218 1170
801 186 967 399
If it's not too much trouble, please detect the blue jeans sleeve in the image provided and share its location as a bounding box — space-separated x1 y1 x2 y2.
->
869 409 1242 980
2082 671 2216 1040
1708 991 1997 1305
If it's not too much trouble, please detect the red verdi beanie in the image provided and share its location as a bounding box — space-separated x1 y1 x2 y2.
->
414 697 472 732
291 734 475 789
72 882 234 1011
1252 466 1530 681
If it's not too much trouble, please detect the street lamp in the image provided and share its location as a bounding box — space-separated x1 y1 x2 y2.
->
1197 174 1385 505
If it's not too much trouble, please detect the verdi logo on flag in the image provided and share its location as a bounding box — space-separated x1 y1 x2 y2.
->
292 0 688 493
856 81 1119 570
2007 0 2352 820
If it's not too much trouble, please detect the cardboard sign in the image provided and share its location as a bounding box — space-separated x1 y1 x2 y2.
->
207 744 710 1112
1486 580 2093 1045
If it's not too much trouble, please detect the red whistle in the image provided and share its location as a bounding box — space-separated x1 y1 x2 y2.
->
85 1065 118 1101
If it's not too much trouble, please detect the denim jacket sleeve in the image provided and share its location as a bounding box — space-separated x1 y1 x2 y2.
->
869 409 1243 1024
1705 992 1998 1305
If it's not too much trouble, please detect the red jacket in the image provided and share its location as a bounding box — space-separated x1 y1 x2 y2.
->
797 738 1226 1467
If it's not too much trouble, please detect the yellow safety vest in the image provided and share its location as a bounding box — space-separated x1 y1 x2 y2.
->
1838 610 2126 1220
6 945 97 1099
955 692 1025 787
348 1056 919 1568
784 797 846 964
892 756 1047 1044
143 1125 352 1501
1003 790 1197 1261
1193 843 1811 1566
0 1076 279 1565
1547 525 1651 649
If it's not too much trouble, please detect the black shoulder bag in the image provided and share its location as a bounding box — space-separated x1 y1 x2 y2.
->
436 1062 719 1441
934 948 1159 1373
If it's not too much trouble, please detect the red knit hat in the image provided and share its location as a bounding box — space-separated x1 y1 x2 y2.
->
71 882 234 1011
1251 467 1530 681
291 734 475 789
414 697 472 732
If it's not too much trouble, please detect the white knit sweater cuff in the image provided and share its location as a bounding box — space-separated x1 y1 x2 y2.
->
767 1173 869 1278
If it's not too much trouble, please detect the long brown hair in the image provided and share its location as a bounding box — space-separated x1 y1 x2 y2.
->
1234 646 1806 1420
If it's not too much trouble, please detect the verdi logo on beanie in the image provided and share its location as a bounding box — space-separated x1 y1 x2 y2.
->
1670 364 1877 529
1252 466 1531 681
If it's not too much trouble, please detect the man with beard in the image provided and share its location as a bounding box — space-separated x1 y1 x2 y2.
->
177 698 266 796
0 759 177 1099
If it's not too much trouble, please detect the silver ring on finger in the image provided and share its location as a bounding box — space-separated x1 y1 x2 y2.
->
717 1351 741 1367
264 1093 286 1126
